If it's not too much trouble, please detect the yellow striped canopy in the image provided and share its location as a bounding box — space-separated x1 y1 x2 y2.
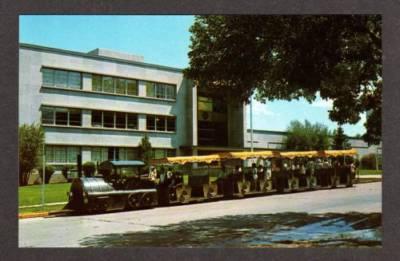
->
150 149 357 165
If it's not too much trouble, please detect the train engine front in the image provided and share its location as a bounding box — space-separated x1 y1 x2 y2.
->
67 160 158 213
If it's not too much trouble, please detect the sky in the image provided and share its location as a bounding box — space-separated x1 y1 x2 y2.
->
20 15 366 137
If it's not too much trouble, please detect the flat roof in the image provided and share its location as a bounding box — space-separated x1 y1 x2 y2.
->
20 43 184 73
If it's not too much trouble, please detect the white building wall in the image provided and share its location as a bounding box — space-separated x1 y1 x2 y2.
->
19 46 193 153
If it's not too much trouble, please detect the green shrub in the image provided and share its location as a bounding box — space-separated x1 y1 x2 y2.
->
361 153 377 169
83 161 96 177
98 161 113 178
44 165 55 184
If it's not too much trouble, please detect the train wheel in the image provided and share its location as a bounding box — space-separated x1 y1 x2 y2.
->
127 193 141 210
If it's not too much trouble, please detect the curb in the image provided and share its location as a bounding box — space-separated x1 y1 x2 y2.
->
19 212 49 219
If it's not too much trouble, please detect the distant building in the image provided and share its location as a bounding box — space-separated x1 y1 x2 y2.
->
19 43 381 170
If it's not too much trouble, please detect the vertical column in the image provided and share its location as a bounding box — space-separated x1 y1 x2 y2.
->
81 109 92 127
192 85 198 146
138 80 147 97
81 147 91 163
138 114 147 131
82 73 92 91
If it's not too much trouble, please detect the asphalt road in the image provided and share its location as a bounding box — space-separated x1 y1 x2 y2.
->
19 182 381 247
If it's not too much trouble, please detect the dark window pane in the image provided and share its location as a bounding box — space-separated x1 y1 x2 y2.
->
54 70 68 88
156 116 166 131
167 149 176 157
147 115 155 130
103 111 114 128
166 85 176 99
92 110 102 127
92 75 102 92
116 112 126 129
167 117 175 131
42 107 54 124
116 79 126 95
127 79 138 96
55 109 68 125
156 84 165 98
103 77 114 93
69 109 81 126
42 68 54 86
127 114 138 129
45 146 54 163
146 82 155 97
67 147 79 163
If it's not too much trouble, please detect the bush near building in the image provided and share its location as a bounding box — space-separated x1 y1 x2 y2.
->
19 124 44 186
83 161 96 177
44 165 55 184
361 153 380 170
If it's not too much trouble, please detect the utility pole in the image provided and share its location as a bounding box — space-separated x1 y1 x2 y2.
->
250 98 254 152
41 143 45 210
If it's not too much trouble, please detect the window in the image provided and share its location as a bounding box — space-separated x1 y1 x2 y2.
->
152 149 176 159
42 68 54 86
103 111 115 128
92 110 102 127
67 147 79 163
119 148 138 161
69 109 82 126
103 77 114 93
166 85 176 99
146 82 176 100
92 111 138 130
91 147 108 163
68 72 81 89
127 80 138 96
156 84 165 98
55 108 68 125
92 74 102 92
127 114 138 129
42 68 82 89
167 117 176 131
115 112 126 129
116 79 126 95
41 107 54 124
45 146 54 162
147 115 155 130
54 70 68 88
146 82 155 97
45 146 80 164
41 107 82 126
146 115 175 132
156 116 166 131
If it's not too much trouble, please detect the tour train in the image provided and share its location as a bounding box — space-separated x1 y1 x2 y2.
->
66 149 357 213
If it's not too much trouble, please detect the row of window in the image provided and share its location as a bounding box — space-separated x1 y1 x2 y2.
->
42 68 82 89
42 68 176 100
41 106 176 132
45 146 80 163
45 145 176 164
91 110 138 130
42 107 82 126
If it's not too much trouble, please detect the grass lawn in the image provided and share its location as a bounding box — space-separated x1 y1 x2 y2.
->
19 182 71 207
358 169 382 175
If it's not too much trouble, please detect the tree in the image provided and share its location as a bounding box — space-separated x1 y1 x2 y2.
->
185 15 381 144
332 126 351 150
19 124 44 186
284 120 331 151
138 134 152 166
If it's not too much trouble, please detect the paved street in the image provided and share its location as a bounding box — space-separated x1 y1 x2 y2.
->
19 182 381 247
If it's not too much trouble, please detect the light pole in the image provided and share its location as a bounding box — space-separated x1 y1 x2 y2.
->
41 142 45 210
250 98 254 152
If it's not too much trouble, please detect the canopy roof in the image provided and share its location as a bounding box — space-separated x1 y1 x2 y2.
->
150 149 357 165
109 160 145 167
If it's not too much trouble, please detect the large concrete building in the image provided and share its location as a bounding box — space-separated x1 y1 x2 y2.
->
19 43 380 170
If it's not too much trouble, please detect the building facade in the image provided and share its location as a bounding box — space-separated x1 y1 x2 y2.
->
19 43 380 170
19 44 246 169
